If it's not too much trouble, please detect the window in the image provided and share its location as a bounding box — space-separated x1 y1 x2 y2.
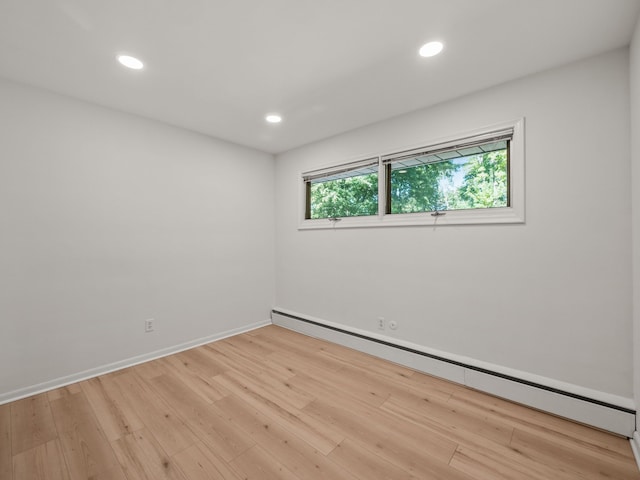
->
383 130 511 214
303 158 379 219
300 119 524 228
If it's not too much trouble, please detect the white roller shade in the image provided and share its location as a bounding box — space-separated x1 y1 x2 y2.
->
303 157 379 184
381 128 513 166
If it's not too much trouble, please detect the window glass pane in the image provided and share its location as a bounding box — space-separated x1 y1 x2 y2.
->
390 146 508 213
308 168 378 219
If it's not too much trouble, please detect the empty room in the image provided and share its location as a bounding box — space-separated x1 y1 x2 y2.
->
2 0 640 478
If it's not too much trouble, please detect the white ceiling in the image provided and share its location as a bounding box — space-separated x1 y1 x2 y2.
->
1 0 639 154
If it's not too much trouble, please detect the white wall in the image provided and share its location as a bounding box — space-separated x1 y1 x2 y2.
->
0 79 275 399
631 16 640 431
275 49 633 400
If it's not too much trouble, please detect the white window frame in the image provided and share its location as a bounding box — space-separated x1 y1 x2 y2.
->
299 118 525 229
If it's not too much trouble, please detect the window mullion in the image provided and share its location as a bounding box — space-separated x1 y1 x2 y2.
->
384 163 391 215
305 181 311 219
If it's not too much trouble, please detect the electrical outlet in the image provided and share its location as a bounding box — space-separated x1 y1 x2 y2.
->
389 320 398 330
377 317 385 330
145 319 154 333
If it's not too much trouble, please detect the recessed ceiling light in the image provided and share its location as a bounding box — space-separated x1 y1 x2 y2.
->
117 55 144 70
419 41 444 58
266 114 282 124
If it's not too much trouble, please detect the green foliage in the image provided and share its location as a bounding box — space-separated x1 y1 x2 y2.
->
390 161 456 213
308 150 508 218
452 150 508 209
309 173 378 218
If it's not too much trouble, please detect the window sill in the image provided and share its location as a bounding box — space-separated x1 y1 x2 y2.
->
298 206 525 230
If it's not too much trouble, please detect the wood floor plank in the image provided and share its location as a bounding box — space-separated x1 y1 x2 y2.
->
509 428 640 480
49 392 124 479
172 442 243 480
243 327 263 336
338 360 456 403
111 429 187 480
269 342 347 373
212 372 343 455
252 325 321 345
222 333 275 358
193 342 241 369
380 389 514 447
289 367 389 408
327 438 423 480
259 355 301 382
158 355 229 402
448 388 634 457
264 350 342 380
0 403 11 480
149 373 254 462
506 412 638 470
251 327 336 365
449 445 549 480
10 393 57 455
454 430 639 480
229 445 300 480
174 347 229 378
302 398 461 477
315 344 418 382
404 369 460 396
47 384 81 402
215 394 359 480
203 342 266 377
453 422 637 480
12 439 69 480
129 358 167 380
149 373 212 416
80 375 145 441
110 372 198 456
223 367 315 411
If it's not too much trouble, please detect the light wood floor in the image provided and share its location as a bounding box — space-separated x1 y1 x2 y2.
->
1 325 639 480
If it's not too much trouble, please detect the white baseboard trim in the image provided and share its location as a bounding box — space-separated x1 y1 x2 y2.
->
630 431 640 471
271 309 636 437
0 319 270 406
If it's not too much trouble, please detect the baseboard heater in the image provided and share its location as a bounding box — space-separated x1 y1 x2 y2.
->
271 309 636 437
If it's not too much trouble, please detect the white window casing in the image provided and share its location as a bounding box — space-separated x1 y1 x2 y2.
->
299 118 525 229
